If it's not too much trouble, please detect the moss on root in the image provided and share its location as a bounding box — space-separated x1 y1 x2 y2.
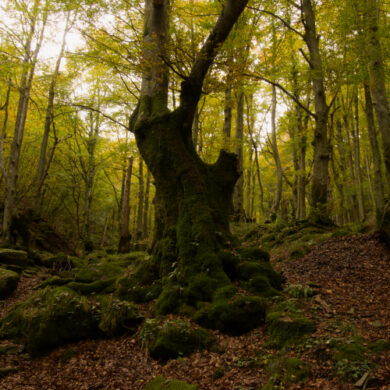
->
193 294 267 336
140 319 215 362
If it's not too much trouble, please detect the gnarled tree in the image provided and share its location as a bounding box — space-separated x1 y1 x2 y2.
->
124 0 282 333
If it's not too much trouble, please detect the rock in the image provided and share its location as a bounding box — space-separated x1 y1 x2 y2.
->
0 249 28 268
0 268 20 299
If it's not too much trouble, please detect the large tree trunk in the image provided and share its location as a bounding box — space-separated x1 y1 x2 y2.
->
363 82 384 222
301 0 330 223
129 0 280 329
364 0 390 193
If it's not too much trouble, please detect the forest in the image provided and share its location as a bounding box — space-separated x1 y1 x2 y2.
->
0 0 390 389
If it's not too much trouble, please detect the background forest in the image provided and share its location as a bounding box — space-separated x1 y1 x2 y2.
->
1 0 389 253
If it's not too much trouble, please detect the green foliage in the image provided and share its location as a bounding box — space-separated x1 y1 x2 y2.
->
285 284 316 299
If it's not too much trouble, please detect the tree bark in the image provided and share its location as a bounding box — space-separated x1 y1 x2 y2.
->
133 0 252 315
353 93 365 221
301 0 330 222
136 158 144 240
233 90 246 221
364 0 390 193
118 156 133 253
142 168 151 238
2 0 48 240
364 82 384 221
34 12 70 207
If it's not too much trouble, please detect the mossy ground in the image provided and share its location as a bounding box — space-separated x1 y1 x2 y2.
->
0 268 20 299
144 376 198 390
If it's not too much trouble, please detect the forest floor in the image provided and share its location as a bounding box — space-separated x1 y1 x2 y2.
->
0 232 390 389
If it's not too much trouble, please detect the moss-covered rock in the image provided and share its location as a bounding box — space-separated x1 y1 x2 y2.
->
42 253 73 270
144 376 198 390
266 311 316 347
0 249 27 268
237 261 283 291
67 279 117 295
155 285 182 315
140 319 215 362
98 296 143 337
0 287 99 354
74 261 122 283
0 268 20 299
194 294 267 336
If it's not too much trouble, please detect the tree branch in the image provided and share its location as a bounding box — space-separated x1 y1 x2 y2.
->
248 7 304 38
244 73 316 119
181 0 249 110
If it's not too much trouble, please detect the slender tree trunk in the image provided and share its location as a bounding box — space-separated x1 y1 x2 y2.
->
270 85 282 220
3 0 47 240
82 113 100 253
34 12 70 207
246 95 265 220
353 93 365 221
142 168 151 238
301 0 330 222
0 79 11 180
233 90 245 221
343 111 359 222
364 82 385 221
136 158 144 239
118 156 133 253
223 86 232 150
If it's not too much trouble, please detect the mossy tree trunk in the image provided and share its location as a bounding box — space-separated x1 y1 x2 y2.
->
133 0 249 303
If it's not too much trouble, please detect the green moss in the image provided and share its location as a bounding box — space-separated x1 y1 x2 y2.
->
369 339 390 353
74 261 122 283
237 261 284 290
331 339 371 381
155 285 182 315
0 268 20 299
245 275 280 298
237 247 270 263
42 253 73 270
0 287 99 354
194 295 267 336
115 276 161 303
38 276 73 289
284 358 309 383
183 274 222 304
213 285 237 301
144 376 198 390
0 345 18 355
266 311 316 347
67 278 116 295
0 249 28 268
219 251 239 280
140 319 215 362
98 296 143 337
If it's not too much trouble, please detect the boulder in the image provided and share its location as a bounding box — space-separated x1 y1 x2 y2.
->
0 268 20 299
0 249 27 268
